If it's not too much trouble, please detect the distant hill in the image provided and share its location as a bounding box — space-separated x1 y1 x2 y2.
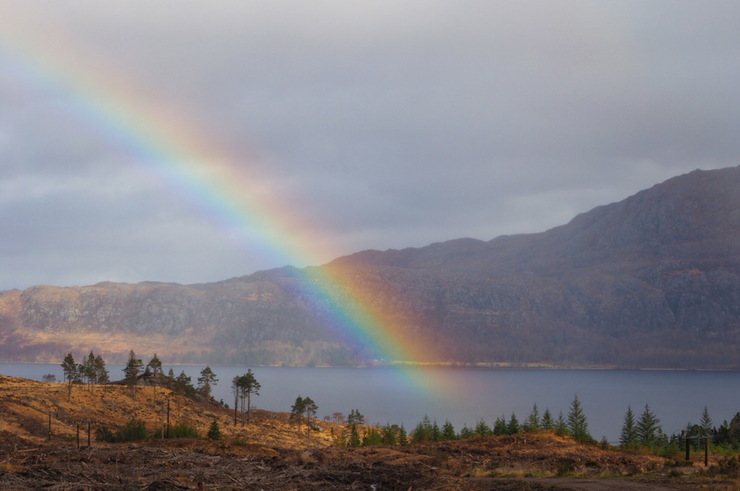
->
3 166 740 367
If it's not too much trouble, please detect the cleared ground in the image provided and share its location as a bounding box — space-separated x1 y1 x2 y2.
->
0 375 736 490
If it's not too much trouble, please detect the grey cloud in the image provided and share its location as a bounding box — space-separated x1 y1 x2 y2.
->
1 1 739 290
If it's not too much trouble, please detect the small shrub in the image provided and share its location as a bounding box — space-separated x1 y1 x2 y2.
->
117 419 148 442
717 455 740 478
152 422 200 439
233 436 248 446
556 459 575 477
95 426 116 443
95 419 147 443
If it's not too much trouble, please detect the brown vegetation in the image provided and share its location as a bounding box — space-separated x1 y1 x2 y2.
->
0 374 737 490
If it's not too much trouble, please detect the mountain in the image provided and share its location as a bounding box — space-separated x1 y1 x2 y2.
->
3 166 740 367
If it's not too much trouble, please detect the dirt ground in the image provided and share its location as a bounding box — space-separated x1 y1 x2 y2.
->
0 375 737 490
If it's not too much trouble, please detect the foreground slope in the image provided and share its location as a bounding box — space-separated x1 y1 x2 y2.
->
0 375 708 491
2 166 740 366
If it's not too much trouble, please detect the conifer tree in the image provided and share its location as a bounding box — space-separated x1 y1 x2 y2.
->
291 396 307 436
166 368 176 389
459 424 474 439
174 370 196 397
620 405 638 448
123 350 143 400
83 351 96 392
555 411 568 435
231 376 241 426
412 421 427 443
475 418 491 437
541 408 554 430
398 424 407 445
94 354 109 392
207 419 222 440
431 419 441 442
507 412 520 435
442 420 457 440
61 352 77 402
700 406 713 435
567 394 592 442
303 396 318 441
636 404 661 446
238 369 260 425
524 403 540 432
147 354 163 403
493 416 507 436
347 409 365 426
197 366 218 403
381 423 397 445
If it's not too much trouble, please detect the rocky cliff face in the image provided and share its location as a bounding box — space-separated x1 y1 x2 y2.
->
3 166 740 367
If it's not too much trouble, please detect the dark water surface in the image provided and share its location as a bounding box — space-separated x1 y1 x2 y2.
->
3 364 738 442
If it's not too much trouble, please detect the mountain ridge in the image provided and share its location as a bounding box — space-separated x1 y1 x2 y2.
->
3 166 740 367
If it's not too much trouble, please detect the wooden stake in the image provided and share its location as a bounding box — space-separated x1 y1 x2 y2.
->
166 398 170 439
76 423 80 449
685 435 690 461
705 436 709 467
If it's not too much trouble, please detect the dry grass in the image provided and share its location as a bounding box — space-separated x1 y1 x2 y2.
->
0 374 339 450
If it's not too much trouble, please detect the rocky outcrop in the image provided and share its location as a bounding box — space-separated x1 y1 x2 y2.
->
3 166 740 367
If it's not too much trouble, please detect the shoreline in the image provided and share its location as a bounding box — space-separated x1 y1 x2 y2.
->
2 361 739 371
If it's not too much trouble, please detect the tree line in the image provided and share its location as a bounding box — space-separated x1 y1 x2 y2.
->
328 396 740 456
59 351 260 418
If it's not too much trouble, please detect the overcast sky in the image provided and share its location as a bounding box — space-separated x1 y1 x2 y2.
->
1 1 739 290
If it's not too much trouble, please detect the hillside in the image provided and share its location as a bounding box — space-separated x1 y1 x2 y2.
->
0 375 712 490
2 166 740 367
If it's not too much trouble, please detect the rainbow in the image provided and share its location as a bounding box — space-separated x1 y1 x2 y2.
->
0 6 451 393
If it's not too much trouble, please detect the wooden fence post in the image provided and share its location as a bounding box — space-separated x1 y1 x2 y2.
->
685 436 690 461
705 436 709 467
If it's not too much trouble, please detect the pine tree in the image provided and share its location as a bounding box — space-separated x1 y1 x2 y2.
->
147 354 163 403
174 371 195 397
567 394 592 443
636 404 661 446
555 411 568 435
493 416 507 436
123 350 143 400
381 423 398 445
61 352 77 402
207 419 222 440
431 419 441 442
238 369 260 425
459 424 474 439
347 409 365 426
197 366 218 404
619 405 638 448
348 423 361 447
83 351 96 392
303 397 318 441
524 403 540 432
475 418 491 437
291 396 307 436
541 408 554 430
442 420 457 441
398 424 407 445
94 354 109 392
507 412 520 435
412 421 427 443
700 406 713 435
